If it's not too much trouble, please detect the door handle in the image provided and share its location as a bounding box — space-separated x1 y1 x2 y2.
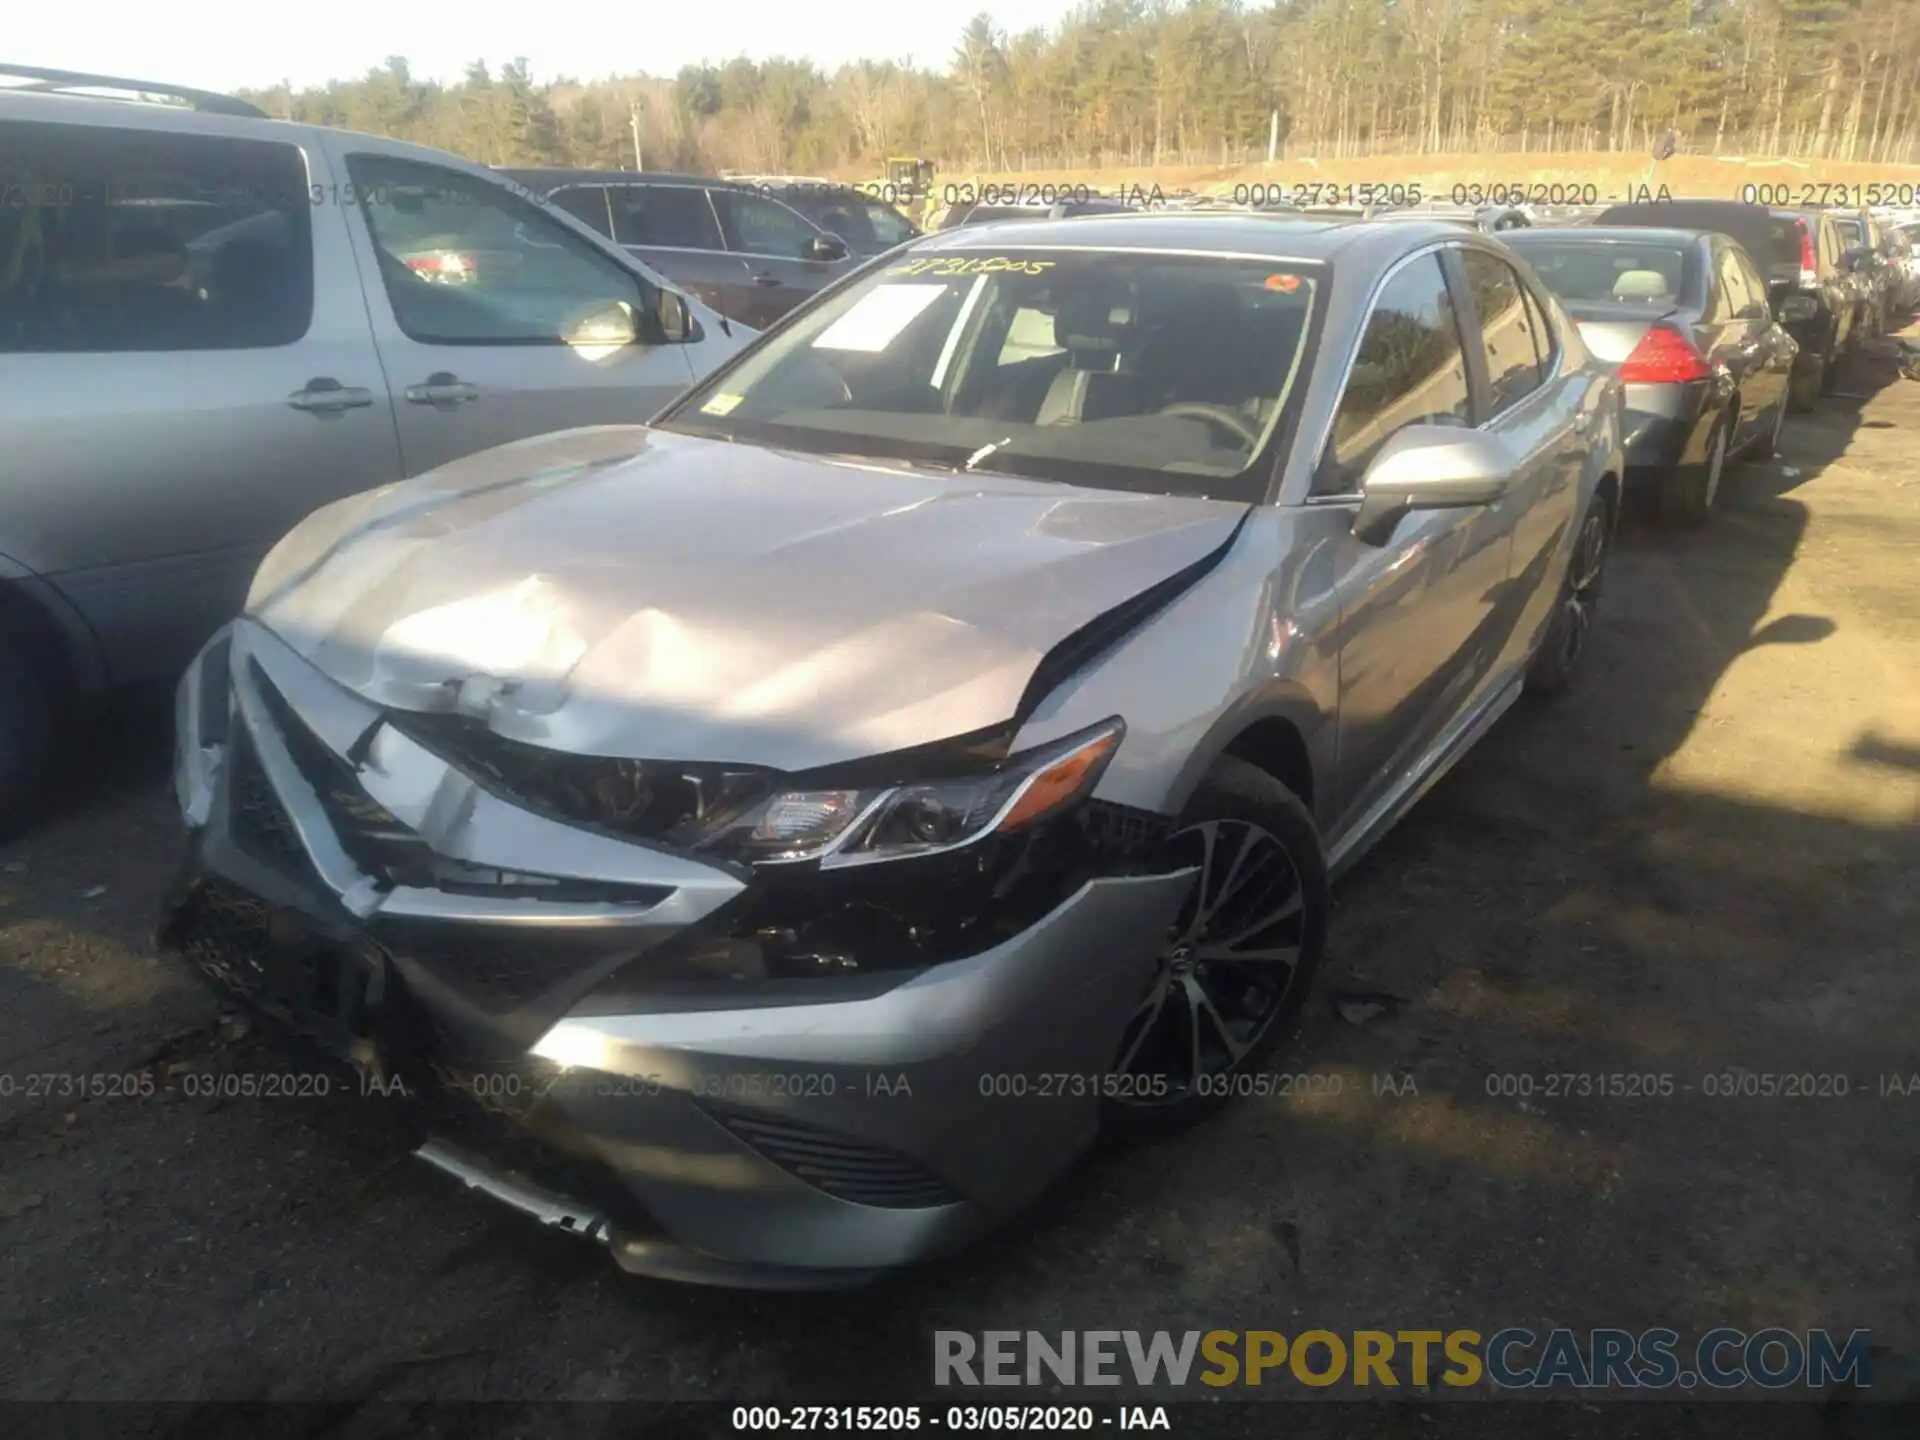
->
288 378 374 413
753 273 782 286
404 373 480 406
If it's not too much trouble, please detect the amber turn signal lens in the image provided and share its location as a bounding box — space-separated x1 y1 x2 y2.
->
995 728 1123 833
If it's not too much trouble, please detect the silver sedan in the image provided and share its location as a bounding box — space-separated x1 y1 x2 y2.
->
165 213 1625 1287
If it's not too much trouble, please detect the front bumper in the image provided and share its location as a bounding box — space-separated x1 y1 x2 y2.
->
161 620 1192 1286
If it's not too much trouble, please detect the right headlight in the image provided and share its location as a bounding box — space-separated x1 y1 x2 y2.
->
703 718 1125 869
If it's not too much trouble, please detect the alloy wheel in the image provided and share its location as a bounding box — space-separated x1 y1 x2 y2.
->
1555 502 1610 674
1111 819 1306 1101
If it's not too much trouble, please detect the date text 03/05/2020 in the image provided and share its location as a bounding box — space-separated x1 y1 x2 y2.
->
731 1406 1172 1432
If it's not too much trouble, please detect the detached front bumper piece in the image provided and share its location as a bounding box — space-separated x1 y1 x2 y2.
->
160 620 1192 1287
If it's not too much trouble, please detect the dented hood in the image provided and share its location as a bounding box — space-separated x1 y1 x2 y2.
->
249 426 1248 770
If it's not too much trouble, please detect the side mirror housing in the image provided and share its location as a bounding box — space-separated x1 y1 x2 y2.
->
658 289 692 344
1352 425 1517 547
1843 246 1871 272
1778 293 1820 322
808 233 849 262
562 299 639 351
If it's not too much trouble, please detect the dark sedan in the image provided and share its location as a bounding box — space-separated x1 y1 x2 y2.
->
750 182 921 258
1504 226 1795 525
500 169 857 329
1595 200 1848 411
928 197 1140 231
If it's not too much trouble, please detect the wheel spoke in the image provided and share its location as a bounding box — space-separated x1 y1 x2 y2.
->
1200 828 1272 928
1202 891 1302 954
1183 973 1249 1064
1198 941 1300 966
1113 815 1311 1101
1114 978 1174 1075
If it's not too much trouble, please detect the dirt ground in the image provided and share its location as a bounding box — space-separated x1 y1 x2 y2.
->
1 327 1917 1426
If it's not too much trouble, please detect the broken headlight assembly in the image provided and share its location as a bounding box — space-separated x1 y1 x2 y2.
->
701 719 1126 867
583 719 1176 994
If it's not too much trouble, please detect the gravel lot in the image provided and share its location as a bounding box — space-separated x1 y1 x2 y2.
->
1 333 1915 1424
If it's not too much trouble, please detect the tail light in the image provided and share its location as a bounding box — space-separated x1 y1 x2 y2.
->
1619 323 1711 384
1796 221 1817 285
404 250 478 282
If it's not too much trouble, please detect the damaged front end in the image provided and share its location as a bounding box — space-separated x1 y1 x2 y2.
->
161 616 1197 1285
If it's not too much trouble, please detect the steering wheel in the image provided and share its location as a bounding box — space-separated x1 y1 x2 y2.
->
1157 402 1262 447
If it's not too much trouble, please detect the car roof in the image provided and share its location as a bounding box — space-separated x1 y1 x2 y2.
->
498 167 752 192
1506 226 1705 246
915 211 1472 262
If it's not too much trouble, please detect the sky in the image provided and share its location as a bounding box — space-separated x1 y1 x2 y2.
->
13 0 1076 96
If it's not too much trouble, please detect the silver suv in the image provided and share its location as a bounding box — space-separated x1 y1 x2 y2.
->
0 66 748 822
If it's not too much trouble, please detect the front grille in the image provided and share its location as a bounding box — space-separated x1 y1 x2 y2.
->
170 880 388 1054
227 727 310 878
171 879 274 997
391 711 777 848
709 1105 961 1209
388 925 643 1016
249 662 434 886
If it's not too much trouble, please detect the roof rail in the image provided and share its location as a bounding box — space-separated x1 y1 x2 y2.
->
0 63 267 119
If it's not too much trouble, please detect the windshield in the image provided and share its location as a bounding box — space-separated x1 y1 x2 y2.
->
1508 240 1689 304
659 249 1323 499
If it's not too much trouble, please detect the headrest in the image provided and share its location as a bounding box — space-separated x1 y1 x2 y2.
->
211 240 287 302
113 224 179 260
1613 269 1671 301
1053 287 1137 357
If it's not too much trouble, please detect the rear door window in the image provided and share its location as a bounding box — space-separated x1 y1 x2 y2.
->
0 118 314 353
609 185 723 250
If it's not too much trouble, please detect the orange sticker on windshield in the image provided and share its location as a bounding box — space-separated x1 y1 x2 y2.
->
1265 273 1303 292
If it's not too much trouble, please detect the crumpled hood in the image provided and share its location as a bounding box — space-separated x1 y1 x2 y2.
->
249 426 1247 770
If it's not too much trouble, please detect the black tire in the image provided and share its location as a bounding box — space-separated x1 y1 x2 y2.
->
1099 754 1328 1143
0 637 53 836
1658 410 1730 526
1745 393 1786 461
1526 486 1613 698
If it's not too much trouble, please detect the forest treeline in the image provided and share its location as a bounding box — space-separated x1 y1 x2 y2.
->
239 0 1920 175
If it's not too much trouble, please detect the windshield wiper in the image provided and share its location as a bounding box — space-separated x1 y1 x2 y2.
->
964 437 1015 472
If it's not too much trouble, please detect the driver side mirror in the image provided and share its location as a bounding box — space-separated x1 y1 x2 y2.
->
1843 246 1871 272
1778 293 1819 322
657 288 692 344
561 299 639 351
1352 425 1516 547
807 233 849 263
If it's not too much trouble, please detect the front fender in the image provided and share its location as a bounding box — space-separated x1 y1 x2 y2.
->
1010 508 1346 821
0 548 110 696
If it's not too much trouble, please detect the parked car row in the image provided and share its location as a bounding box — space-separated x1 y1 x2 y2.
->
1487 197 1913 524
2 67 1904 1290
0 67 754 819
